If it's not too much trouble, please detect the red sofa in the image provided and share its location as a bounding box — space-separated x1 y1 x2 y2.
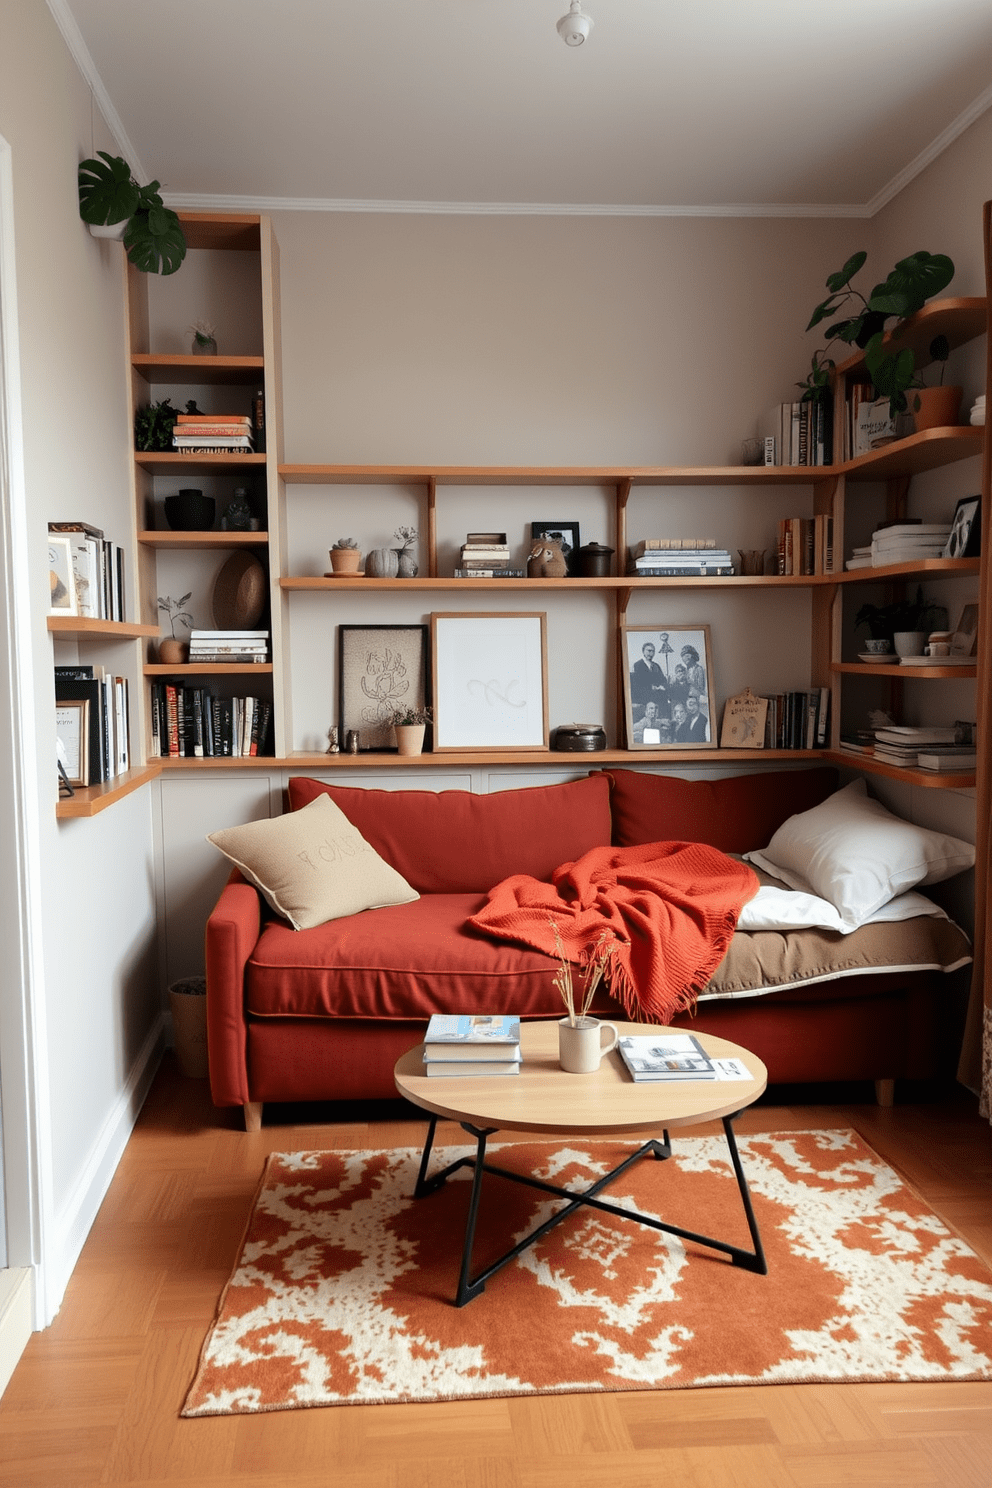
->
205 766 962 1129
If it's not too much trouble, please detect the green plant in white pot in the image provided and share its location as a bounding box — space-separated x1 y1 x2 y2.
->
78 152 187 275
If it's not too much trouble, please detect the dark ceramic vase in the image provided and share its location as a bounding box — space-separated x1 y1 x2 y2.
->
164 489 215 531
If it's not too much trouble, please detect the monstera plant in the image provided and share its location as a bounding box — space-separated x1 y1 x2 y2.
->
78 152 187 275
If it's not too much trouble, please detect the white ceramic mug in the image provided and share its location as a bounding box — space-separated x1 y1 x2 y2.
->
558 1016 619 1074
925 641 951 657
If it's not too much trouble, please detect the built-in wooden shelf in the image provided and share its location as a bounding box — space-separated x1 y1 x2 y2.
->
280 573 822 592
833 662 977 678
135 452 267 476
834 297 987 380
144 663 274 676
279 463 837 487
830 558 980 584
48 616 159 640
841 426 984 481
56 763 162 819
825 751 975 790
138 530 269 548
131 354 264 387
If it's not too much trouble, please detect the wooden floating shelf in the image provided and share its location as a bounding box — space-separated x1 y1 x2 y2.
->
144 663 274 676
56 764 162 819
279 463 839 487
834 297 987 380
281 574 821 591
135 452 267 475
841 427 983 481
48 616 159 639
138 530 269 548
825 751 975 790
834 662 977 678
831 558 979 583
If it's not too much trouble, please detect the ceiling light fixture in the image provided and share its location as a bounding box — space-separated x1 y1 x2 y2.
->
557 1 593 47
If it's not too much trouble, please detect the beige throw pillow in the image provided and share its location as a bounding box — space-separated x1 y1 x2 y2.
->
207 794 419 930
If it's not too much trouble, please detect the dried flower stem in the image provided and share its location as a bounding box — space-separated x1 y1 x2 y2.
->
549 920 617 1026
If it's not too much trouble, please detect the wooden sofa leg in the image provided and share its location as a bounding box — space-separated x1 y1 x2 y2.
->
243 1101 263 1132
874 1079 895 1108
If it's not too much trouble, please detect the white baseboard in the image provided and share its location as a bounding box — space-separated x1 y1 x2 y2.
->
44 1015 166 1324
0 1268 33 1399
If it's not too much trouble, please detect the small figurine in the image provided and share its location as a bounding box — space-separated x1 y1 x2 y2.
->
527 537 568 578
326 726 340 754
222 487 256 531
347 730 360 754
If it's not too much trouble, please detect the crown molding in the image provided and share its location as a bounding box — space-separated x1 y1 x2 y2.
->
45 0 147 181
865 81 992 216
162 193 873 219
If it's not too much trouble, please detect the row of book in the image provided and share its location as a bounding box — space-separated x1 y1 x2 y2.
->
841 724 977 774
187 629 270 663
454 531 526 579
55 666 130 784
760 689 831 750
150 683 271 758
171 412 257 455
762 400 833 467
627 537 733 577
776 515 835 575
48 520 126 621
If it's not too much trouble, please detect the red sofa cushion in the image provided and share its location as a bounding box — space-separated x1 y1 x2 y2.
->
246 893 567 1021
286 774 613 893
602 766 839 855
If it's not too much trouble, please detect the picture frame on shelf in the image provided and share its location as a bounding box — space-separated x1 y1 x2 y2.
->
530 520 580 576
337 624 429 752
55 699 89 786
951 602 979 656
622 624 715 749
47 535 78 615
431 612 548 751
943 495 981 559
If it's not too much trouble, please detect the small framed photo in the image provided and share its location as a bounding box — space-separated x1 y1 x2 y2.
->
943 495 981 559
622 624 715 749
531 520 580 576
431 612 548 750
338 624 429 751
951 602 979 656
48 535 78 615
55 699 89 786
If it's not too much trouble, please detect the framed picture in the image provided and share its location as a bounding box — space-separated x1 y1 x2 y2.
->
943 495 981 559
431 612 548 750
47 535 78 615
622 624 715 749
531 520 580 576
337 625 429 751
951 602 979 656
55 699 89 786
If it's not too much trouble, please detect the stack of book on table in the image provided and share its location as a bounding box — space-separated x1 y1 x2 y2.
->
627 538 733 577
422 1014 522 1076
870 522 951 567
455 533 525 578
172 413 255 455
617 1033 716 1081
872 725 960 769
187 629 269 663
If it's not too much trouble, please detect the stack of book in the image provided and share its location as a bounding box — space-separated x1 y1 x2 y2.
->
187 629 270 663
149 683 271 758
916 746 978 774
454 533 524 578
617 1033 716 1082
845 546 873 570
762 400 832 467
776 515 834 575
872 725 959 769
55 664 130 783
870 522 951 567
48 521 126 620
422 1014 522 1077
627 538 734 577
171 413 255 455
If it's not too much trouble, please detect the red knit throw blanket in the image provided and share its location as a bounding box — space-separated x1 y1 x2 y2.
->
468 842 759 1025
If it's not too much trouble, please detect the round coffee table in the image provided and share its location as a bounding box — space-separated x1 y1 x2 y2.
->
394 1020 768 1306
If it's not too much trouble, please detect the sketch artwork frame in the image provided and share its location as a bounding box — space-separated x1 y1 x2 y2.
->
943 495 981 559
55 699 89 786
951 602 979 656
530 520 580 575
47 534 78 616
431 612 549 751
337 624 429 752
622 624 716 749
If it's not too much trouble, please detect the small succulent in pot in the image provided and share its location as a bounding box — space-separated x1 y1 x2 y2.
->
189 320 217 355
333 537 360 549
392 705 433 726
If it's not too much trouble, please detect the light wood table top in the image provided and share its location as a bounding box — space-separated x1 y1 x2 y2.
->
394 1021 766 1137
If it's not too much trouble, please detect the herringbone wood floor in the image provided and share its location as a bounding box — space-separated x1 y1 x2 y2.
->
2 1056 991 1488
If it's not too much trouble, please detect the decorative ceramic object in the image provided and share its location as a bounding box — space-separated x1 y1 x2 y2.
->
394 723 426 756
893 630 928 658
912 385 962 432
575 542 614 577
212 552 266 628
366 546 399 578
222 488 256 531
558 1016 619 1074
164 489 214 531
738 549 767 576
189 320 218 355
864 638 893 655
394 548 418 577
158 637 188 665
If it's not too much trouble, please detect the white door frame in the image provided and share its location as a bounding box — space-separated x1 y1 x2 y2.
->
0 131 53 1330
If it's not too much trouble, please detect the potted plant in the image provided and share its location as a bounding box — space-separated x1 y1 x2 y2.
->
392 706 432 756
393 525 419 577
855 587 948 652
78 152 187 275
189 320 218 356
329 537 362 575
135 398 179 451
157 591 194 664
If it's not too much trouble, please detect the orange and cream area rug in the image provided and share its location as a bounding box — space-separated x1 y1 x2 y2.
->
183 1130 992 1416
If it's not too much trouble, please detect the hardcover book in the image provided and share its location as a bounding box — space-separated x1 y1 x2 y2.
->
423 1014 520 1044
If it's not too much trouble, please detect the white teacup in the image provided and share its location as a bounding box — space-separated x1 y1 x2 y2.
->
925 641 950 657
864 638 892 655
558 1016 619 1074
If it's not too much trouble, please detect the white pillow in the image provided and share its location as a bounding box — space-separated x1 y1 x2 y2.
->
737 883 948 936
207 794 419 930
745 780 974 929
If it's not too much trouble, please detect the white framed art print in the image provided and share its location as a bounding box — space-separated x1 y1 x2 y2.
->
431 612 548 750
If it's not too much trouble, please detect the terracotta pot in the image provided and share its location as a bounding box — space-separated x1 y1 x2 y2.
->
329 548 362 574
394 724 426 756
912 385 962 433
158 638 188 665
169 979 208 1078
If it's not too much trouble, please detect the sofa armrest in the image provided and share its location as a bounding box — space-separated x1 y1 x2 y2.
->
205 873 262 1107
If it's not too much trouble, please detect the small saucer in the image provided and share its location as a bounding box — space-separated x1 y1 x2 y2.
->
858 652 898 664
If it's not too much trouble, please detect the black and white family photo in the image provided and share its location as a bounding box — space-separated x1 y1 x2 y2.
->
622 625 715 748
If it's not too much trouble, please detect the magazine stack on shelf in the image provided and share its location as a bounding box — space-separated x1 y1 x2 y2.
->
454 533 525 578
187 630 270 663
626 538 734 577
171 413 255 455
870 522 952 567
872 725 960 770
421 1014 522 1077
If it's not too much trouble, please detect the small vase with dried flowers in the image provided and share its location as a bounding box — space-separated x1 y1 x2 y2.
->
549 921 620 1073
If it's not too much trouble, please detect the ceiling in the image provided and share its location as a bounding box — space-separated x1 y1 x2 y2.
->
54 0 992 216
